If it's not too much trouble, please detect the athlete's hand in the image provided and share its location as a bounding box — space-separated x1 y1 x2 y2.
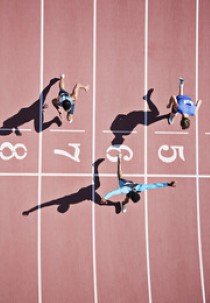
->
85 84 90 92
58 110 63 119
43 104 48 110
100 198 107 205
22 211 29 216
168 181 176 187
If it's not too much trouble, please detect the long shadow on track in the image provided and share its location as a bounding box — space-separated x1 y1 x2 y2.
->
0 78 62 136
110 88 169 145
22 158 121 216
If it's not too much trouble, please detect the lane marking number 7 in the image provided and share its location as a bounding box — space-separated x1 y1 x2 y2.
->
54 143 81 162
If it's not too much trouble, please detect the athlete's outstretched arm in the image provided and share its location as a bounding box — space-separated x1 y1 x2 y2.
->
52 98 62 118
66 113 73 123
117 153 123 180
138 181 176 192
101 188 122 205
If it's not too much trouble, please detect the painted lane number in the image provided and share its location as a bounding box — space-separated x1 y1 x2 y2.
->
0 142 27 161
54 143 81 162
106 144 133 162
158 144 185 163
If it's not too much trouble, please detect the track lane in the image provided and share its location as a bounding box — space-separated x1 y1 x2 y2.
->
0 1 40 302
147 0 204 302
95 1 149 302
41 0 94 302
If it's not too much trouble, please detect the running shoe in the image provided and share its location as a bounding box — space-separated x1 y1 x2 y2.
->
179 77 184 85
122 203 127 214
168 115 175 125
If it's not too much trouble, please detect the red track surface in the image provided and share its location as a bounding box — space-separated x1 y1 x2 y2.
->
0 0 210 303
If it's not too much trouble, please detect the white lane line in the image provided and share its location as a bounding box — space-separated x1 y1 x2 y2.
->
49 129 86 133
96 174 202 179
0 128 32 132
0 173 92 177
1 172 210 178
102 130 138 134
204 132 210 135
144 0 152 303
195 1 206 302
42 173 91 177
155 131 189 135
38 0 44 302
92 1 98 303
48 174 210 178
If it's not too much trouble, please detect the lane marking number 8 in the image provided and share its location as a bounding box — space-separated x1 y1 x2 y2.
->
0 142 27 161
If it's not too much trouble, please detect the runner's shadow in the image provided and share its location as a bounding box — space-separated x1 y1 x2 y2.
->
110 88 169 145
22 158 121 216
0 78 62 136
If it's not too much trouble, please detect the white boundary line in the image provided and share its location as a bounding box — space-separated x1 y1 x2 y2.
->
154 131 189 135
0 128 32 132
144 1 152 303
195 1 206 302
1 172 210 178
97 173 210 179
92 1 98 302
102 130 138 134
49 129 86 133
38 0 44 302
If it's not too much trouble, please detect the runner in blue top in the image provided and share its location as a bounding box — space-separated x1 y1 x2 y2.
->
167 78 202 129
101 154 176 213
52 74 89 123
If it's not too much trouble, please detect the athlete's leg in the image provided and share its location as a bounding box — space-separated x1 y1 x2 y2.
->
52 97 62 119
59 74 65 90
166 95 177 109
70 83 89 101
179 77 184 95
122 196 129 214
167 95 177 124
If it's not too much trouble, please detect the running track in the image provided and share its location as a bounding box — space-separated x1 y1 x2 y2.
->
0 0 210 302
